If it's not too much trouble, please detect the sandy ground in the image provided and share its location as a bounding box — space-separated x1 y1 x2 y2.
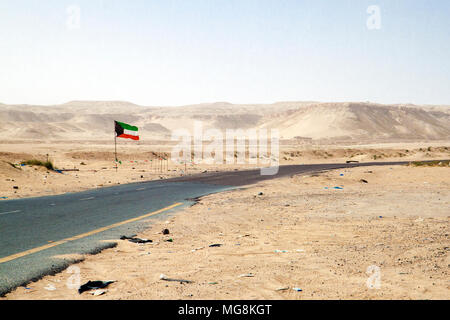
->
3 164 449 300
1 142 449 200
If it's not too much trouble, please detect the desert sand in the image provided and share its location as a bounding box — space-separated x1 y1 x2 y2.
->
1 141 449 200
1 100 449 300
1 100 448 200
2 164 449 300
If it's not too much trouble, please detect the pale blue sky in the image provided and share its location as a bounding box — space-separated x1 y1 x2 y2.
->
0 0 449 106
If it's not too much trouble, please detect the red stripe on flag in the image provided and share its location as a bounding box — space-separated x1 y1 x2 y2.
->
118 134 139 140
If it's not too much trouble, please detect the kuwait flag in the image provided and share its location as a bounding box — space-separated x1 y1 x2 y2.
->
115 120 139 140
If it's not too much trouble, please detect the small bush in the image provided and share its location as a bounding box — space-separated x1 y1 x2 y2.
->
409 160 449 167
21 159 55 170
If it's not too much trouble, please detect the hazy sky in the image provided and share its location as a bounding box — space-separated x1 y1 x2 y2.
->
1 0 449 106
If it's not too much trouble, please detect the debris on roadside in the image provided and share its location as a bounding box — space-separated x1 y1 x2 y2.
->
44 284 56 291
120 235 153 244
276 287 289 291
160 274 193 284
91 289 107 296
78 280 115 294
238 273 255 278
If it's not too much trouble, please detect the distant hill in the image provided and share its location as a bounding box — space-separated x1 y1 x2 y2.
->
261 102 450 140
0 101 449 141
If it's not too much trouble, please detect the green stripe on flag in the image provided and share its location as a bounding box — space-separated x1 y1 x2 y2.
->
117 121 138 131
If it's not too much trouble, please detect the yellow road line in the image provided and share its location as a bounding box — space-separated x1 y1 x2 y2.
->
0 202 183 264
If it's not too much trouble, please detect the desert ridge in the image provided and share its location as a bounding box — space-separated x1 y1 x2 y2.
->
1 101 449 141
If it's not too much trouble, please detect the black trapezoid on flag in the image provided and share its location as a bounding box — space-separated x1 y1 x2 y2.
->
115 120 124 137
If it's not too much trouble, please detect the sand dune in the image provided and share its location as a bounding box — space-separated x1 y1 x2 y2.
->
0 101 449 141
263 102 450 140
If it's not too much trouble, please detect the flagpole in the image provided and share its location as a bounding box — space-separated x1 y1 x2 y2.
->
114 124 118 172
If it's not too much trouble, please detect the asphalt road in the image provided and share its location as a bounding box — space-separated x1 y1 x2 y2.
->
0 160 414 295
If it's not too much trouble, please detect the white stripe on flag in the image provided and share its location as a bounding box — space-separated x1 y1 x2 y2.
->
124 129 138 136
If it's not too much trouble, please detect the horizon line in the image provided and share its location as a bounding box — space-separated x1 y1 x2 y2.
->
1 100 449 108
